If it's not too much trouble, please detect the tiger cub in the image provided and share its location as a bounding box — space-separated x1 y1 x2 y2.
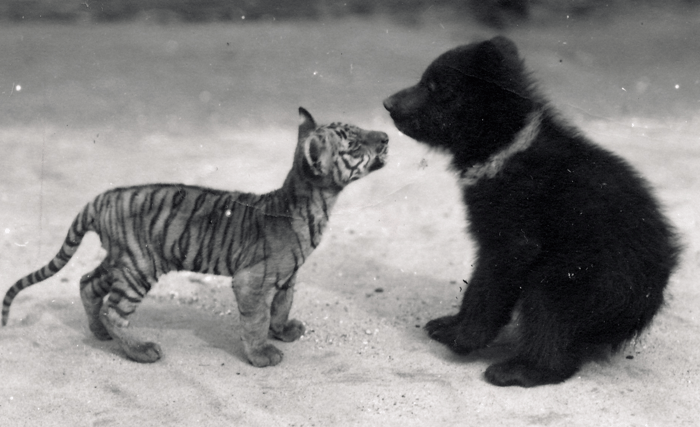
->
2 107 388 367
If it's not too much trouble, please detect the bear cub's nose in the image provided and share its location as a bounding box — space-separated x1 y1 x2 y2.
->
382 97 395 112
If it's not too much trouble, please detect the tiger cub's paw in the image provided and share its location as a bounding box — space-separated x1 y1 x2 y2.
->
247 344 284 367
270 319 305 342
123 341 163 363
88 319 113 341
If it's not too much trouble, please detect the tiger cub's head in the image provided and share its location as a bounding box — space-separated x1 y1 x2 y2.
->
296 107 389 189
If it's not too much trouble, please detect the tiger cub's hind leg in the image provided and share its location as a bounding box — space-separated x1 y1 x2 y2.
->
99 268 162 363
269 274 305 343
80 263 112 341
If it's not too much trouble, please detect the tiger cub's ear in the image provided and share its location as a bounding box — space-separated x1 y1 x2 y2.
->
298 107 317 142
303 133 332 176
299 107 331 176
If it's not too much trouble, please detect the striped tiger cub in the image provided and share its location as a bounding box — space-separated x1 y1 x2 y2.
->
2 107 388 367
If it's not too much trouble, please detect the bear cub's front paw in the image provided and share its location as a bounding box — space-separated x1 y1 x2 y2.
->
425 315 461 346
426 315 495 355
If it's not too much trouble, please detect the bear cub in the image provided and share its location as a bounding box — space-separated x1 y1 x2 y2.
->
384 36 680 387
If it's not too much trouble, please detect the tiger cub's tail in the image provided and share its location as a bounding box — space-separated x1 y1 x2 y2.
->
2 203 94 326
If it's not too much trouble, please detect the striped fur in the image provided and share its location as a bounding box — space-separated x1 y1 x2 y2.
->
2 107 388 367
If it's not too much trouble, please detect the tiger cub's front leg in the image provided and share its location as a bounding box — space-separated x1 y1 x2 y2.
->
269 273 305 342
98 269 162 363
232 266 294 367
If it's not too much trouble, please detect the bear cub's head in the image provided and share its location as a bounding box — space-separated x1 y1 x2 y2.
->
383 36 537 167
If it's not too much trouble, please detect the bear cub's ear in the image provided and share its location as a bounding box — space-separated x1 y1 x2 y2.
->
474 36 526 89
476 36 521 67
487 36 520 60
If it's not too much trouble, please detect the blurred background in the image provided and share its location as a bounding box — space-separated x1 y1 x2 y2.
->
2 0 700 129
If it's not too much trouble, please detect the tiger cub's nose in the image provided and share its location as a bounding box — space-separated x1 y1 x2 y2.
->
368 131 389 146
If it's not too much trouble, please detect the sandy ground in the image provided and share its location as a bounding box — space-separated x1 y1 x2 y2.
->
1 8 700 426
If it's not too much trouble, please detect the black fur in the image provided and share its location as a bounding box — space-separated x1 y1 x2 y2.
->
384 36 681 387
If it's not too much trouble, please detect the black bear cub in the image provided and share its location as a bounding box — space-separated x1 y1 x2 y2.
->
384 36 680 387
